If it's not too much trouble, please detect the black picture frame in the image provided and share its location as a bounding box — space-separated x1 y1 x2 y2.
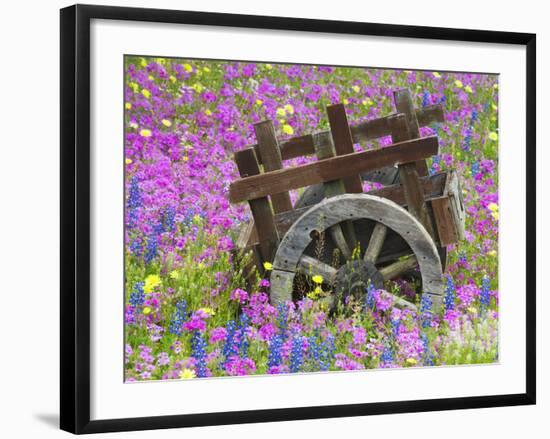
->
60 4 536 434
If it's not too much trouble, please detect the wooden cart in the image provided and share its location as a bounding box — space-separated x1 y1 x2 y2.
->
228 89 465 312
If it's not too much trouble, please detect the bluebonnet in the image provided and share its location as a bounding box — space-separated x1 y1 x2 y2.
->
308 332 335 371
480 276 491 313
462 110 478 152
458 250 468 264
190 330 208 378
444 275 456 311
129 281 145 307
276 303 289 340
144 229 158 264
168 300 188 336
127 177 142 229
182 207 196 228
380 344 394 365
222 320 238 366
267 334 283 370
391 317 400 336
365 282 376 311
421 332 434 366
420 293 432 328
129 238 143 257
289 334 304 373
422 91 430 107
471 161 480 178
238 314 249 358
163 206 176 232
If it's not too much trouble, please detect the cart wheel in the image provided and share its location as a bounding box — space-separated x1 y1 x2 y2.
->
270 194 444 312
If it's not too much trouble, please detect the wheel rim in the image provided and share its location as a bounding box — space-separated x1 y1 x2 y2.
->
270 194 444 311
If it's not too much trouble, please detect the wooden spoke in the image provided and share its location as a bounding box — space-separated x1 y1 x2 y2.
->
329 225 352 259
297 255 338 282
379 255 418 281
364 223 387 263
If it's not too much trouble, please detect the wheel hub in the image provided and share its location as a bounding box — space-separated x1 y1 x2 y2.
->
333 259 383 301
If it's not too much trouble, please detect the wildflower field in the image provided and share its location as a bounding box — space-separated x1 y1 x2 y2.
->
124 57 499 381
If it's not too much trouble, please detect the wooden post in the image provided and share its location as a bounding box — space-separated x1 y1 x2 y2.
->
313 131 356 257
393 89 429 176
326 104 364 193
254 120 293 214
389 114 435 238
234 148 279 264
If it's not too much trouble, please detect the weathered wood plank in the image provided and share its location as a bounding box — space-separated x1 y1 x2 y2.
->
251 105 445 163
389 114 435 238
313 123 356 257
327 103 363 193
272 171 448 238
254 120 293 214
229 136 439 203
234 148 278 263
393 88 429 176
431 196 458 246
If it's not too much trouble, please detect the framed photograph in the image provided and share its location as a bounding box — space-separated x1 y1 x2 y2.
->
60 4 536 434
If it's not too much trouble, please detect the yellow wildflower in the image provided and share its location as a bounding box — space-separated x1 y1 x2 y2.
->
125 158 132 165
493 83 498 89
307 286 323 300
125 102 132 110
142 89 151 98
144 274 162 294
276 107 286 117
352 85 360 93
139 129 152 138
169 75 177 83
169 270 180 280
488 250 497 257
140 58 147 67
148 75 154 81
312 275 323 284
204 109 212 116
183 63 193 72
488 203 498 212
465 85 473 93
129 82 139 93
200 307 216 316
203 66 210 73
343 98 349 105
282 124 294 135
255 99 263 106
406 358 417 365
142 306 152 315
161 119 172 127
454 80 463 88
284 104 294 115
182 156 189 162
192 83 203 93
265 64 272 69
488 132 498 141
433 72 441 78
491 103 498 111
467 306 478 314
263 262 273 271
179 368 196 379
